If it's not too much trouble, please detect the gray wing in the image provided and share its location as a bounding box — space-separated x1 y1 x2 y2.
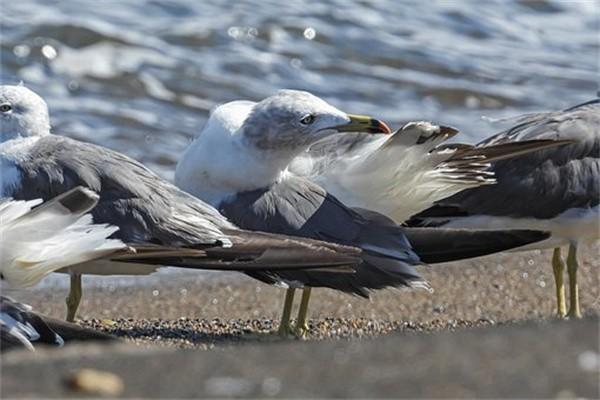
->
7 136 361 271
413 100 600 220
10 135 230 245
219 176 423 297
479 99 600 145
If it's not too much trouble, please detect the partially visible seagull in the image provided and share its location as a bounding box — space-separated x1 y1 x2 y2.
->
410 99 599 318
1 296 63 351
0 85 361 322
0 186 121 350
290 121 568 223
0 186 124 288
175 90 555 337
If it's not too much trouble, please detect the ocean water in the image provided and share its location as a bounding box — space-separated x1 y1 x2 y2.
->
1 0 598 287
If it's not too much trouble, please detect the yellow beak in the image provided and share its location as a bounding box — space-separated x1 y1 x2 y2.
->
333 114 392 134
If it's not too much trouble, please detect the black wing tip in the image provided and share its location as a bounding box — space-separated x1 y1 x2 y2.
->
563 98 600 112
399 121 460 145
54 186 99 214
403 227 552 264
502 228 551 243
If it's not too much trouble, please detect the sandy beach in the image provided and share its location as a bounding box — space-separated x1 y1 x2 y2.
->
10 243 600 335
2 244 599 397
3 318 598 398
2 0 598 397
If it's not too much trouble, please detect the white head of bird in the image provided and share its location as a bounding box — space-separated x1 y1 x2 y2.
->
0 85 51 142
241 90 378 149
176 90 391 205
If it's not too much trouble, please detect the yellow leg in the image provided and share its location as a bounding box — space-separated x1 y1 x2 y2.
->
566 244 582 319
277 288 296 337
551 247 567 318
294 287 312 339
65 273 82 322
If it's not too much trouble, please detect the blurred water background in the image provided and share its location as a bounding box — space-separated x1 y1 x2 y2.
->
2 0 598 178
1 0 598 288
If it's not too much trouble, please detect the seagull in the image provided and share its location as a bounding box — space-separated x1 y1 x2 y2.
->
1 296 64 351
0 85 361 322
175 90 554 337
0 186 125 288
410 99 599 318
0 186 120 350
289 120 570 223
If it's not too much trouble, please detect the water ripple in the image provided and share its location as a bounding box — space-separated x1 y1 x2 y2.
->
1 0 597 179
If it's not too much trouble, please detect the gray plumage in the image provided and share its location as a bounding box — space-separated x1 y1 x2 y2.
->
0 84 363 280
412 99 599 221
1 136 360 271
179 89 557 298
219 175 423 297
6 135 232 245
409 99 599 319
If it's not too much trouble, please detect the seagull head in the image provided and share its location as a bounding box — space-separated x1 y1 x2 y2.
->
240 90 391 152
0 85 51 142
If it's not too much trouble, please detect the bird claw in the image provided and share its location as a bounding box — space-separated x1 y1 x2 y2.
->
277 323 295 339
293 323 310 340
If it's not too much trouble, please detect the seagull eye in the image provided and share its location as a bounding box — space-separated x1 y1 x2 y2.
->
0 273 4 280
0 104 11 113
300 114 315 125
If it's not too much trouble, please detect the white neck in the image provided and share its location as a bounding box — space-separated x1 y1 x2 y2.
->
1 136 43 197
175 102 297 207
1 129 49 143
0 108 51 142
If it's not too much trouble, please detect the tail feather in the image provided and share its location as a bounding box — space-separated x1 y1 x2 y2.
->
1 296 64 351
299 120 575 225
443 139 575 165
116 230 362 272
1 187 101 241
387 122 459 147
0 187 126 288
245 253 425 299
1 188 362 283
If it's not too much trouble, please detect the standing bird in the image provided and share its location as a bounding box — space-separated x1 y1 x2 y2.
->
410 100 599 318
176 90 556 336
0 85 360 322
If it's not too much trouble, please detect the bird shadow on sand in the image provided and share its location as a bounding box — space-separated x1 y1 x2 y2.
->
77 319 301 347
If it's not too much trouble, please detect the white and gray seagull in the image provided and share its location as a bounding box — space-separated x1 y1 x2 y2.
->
0 85 362 323
0 187 125 288
410 99 599 319
177 90 427 336
289 119 569 223
176 90 557 337
1 186 289 349
1 186 123 351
